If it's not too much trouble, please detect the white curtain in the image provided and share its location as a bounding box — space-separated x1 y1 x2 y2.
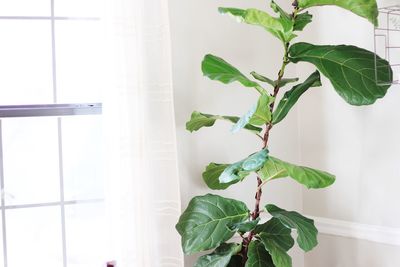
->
103 0 183 266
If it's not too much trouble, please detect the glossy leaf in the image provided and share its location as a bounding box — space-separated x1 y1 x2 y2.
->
297 0 378 26
202 54 262 93
258 156 335 189
203 163 235 190
273 70 321 124
219 149 269 184
228 218 261 233
289 43 392 105
232 95 273 133
245 241 274 267
293 12 313 31
186 111 262 133
255 218 294 251
266 204 318 252
219 7 296 43
194 243 242 267
259 233 292 267
176 194 249 254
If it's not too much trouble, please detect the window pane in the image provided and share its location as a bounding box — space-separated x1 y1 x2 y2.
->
55 20 104 103
6 207 63 267
62 116 104 201
65 203 107 266
2 118 60 205
55 0 104 17
0 21 53 105
0 0 50 16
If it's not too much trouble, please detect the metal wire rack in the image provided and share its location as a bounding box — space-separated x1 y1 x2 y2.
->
374 5 400 85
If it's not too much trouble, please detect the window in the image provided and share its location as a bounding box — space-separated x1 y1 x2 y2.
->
0 1 107 266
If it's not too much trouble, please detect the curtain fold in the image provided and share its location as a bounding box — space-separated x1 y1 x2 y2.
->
103 0 183 266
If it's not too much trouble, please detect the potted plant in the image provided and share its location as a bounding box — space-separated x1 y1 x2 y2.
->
176 0 392 266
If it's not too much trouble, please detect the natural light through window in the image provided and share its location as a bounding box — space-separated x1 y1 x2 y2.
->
0 0 106 266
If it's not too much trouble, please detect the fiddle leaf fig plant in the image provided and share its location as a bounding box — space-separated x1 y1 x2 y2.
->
176 0 393 266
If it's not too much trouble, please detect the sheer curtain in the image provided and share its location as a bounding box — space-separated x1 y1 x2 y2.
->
103 0 183 266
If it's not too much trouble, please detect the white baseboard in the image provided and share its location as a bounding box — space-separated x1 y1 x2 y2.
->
310 216 400 246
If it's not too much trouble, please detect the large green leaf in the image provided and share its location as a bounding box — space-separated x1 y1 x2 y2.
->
266 204 318 252
203 163 237 190
273 70 321 124
258 156 335 189
255 218 294 251
194 243 242 267
289 43 393 105
245 241 274 267
232 95 274 133
297 0 378 26
293 12 313 31
176 194 249 254
202 54 262 93
219 8 296 43
186 111 262 133
259 233 292 267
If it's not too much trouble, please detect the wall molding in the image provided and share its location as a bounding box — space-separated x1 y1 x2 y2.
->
310 216 400 246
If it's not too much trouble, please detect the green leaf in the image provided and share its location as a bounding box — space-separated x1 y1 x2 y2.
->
232 95 273 133
228 218 260 233
227 256 243 267
186 111 262 134
202 54 262 93
255 218 294 251
219 149 269 184
194 243 242 267
273 70 321 124
297 0 378 26
176 194 250 254
203 163 235 190
270 0 293 32
219 8 296 43
259 233 292 267
251 71 275 86
258 156 335 189
245 241 274 267
293 12 313 31
289 42 393 105
266 204 318 252
203 150 268 190
251 71 299 88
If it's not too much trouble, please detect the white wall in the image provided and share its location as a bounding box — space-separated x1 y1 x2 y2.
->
168 0 304 266
297 1 400 266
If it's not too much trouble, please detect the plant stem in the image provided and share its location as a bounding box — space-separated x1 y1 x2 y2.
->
240 3 299 265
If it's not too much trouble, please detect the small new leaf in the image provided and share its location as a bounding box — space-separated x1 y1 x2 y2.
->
194 243 242 267
297 0 378 26
176 194 249 254
246 241 274 267
293 12 313 31
258 156 335 189
266 204 318 252
232 95 274 133
186 111 262 134
273 70 321 124
289 43 393 105
251 71 299 88
219 7 296 43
